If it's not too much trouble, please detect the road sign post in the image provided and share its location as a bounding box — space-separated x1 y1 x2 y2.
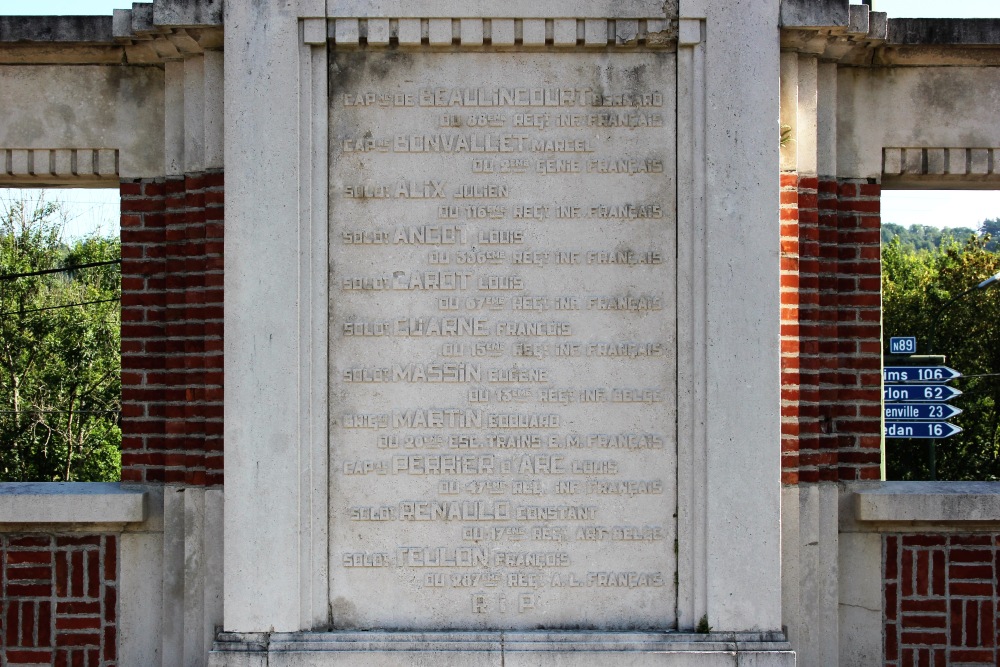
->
882 350 964 480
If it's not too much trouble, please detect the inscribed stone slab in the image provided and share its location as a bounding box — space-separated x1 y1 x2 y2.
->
329 51 677 630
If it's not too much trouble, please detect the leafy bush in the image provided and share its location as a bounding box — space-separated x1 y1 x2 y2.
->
0 192 120 482
882 234 1000 480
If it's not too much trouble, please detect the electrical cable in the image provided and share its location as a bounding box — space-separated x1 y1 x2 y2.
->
0 298 119 318
0 259 121 282
0 410 119 415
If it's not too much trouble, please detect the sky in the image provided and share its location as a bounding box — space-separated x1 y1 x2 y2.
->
2 0 1000 234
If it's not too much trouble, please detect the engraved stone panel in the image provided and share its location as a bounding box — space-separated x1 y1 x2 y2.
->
329 51 677 630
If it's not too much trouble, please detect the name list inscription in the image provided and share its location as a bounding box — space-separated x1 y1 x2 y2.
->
329 52 677 630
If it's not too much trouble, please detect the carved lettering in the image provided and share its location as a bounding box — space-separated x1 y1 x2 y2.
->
330 51 676 627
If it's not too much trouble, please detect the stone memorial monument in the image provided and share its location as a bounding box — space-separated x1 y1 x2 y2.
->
10 1 1000 664
215 0 789 663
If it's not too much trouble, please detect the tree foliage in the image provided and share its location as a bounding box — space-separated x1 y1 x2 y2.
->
980 218 1000 252
0 192 121 482
882 234 1000 480
881 222 979 252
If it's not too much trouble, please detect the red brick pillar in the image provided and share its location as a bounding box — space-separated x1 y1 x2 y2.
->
836 179 882 481
120 179 167 483
120 172 224 486
780 172 803 484
780 175 882 485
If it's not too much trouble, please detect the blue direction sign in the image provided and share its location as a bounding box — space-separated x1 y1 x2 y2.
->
889 337 917 355
884 384 962 403
884 366 961 384
885 422 963 439
884 403 963 420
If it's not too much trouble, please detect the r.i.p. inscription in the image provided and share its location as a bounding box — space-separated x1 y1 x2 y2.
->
329 51 677 630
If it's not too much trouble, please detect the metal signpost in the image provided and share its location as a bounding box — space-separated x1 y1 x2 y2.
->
883 348 963 479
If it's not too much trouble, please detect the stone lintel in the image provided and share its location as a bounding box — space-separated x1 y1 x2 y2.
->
855 481 1000 523
780 16 1000 65
0 482 147 525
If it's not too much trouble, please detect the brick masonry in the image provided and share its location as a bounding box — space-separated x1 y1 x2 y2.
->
119 172 224 486
780 173 882 484
885 534 1000 666
0 534 117 666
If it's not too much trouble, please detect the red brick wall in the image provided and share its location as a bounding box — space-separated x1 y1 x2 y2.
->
120 172 224 486
1 534 117 666
885 534 1000 665
780 174 882 484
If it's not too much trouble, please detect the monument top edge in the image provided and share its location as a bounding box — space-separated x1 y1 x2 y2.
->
321 0 679 20
216 630 793 653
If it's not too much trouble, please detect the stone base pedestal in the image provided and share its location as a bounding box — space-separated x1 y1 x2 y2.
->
210 631 795 666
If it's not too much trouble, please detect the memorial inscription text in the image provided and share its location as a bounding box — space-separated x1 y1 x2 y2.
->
329 52 677 630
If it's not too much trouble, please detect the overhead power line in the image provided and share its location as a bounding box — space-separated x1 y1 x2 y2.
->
0 259 121 282
0 410 119 415
0 298 119 318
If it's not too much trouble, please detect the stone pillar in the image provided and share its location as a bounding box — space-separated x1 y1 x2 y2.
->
217 0 793 662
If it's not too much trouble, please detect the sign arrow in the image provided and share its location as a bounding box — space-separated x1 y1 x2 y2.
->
884 366 962 384
885 422 963 439
884 384 962 403
884 403 963 421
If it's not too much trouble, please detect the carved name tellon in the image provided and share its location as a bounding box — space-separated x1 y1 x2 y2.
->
329 51 677 630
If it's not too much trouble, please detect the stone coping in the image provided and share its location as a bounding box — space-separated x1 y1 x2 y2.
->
215 630 793 654
855 481 1000 523
889 18 1000 45
0 10 999 48
0 482 147 524
0 16 112 42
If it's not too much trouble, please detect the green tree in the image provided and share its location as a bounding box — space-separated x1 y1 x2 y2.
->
979 218 1000 252
881 222 978 252
882 235 1000 480
0 192 121 482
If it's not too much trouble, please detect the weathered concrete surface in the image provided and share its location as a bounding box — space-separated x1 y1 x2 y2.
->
855 481 1000 523
837 66 1000 180
211 632 795 666
155 0 223 27
837 531 882 667
693 0 783 633
120 487 224 667
0 16 112 42
781 485 838 666
889 18 1000 45
780 0 848 29
325 0 676 18
0 64 164 179
0 482 146 523
224 0 309 632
